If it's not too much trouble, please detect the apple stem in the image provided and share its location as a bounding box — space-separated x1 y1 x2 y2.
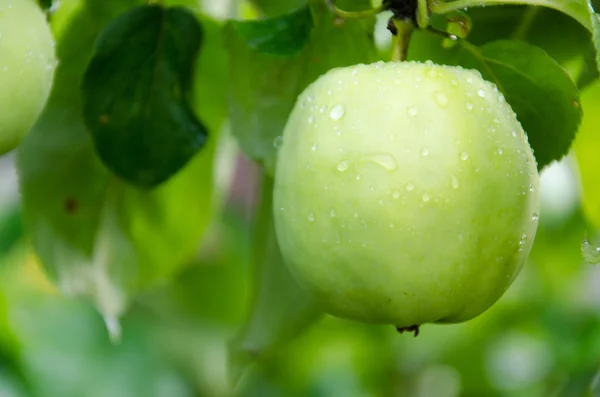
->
390 18 415 62
396 324 420 337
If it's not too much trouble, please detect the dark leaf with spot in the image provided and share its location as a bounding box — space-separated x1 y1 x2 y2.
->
457 39 582 170
82 5 207 188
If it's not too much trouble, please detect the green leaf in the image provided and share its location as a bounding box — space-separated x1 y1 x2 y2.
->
574 77 600 229
16 3 225 323
457 39 582 170
225 0 379 173
228 174 322 385
249 0 307 16
82 5 207 188
431 0 593 32
230 5 314 56
586 3 600 77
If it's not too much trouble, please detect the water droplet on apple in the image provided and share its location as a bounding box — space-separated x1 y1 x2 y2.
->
407 106 418 116
433 91 449 108
311 144 318 152
330 104 345 120
330 209 336 217
465 101 473 110
477 89 486 98
451 175 459 189
426 68 438 79
319 105 327 114
359 153 398 171
356 174 361 180
308 115 315 124
389 221 395 228
336 160 350 172
392 190 400 199
460 152 469 160
308 213 315 222
497 147 503 155
273 136 283 148
532 212 539 222
421 146 430 156
405 182 415 191
529 183 535 192
422 192 431 202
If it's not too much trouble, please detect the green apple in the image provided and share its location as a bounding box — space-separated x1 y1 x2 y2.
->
0 0 57 155
273 61 540 329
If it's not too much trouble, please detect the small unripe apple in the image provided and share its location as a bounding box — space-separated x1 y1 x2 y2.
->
273 61 540 329
0 0 57 155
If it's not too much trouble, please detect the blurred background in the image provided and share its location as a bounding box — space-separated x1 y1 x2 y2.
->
3 1 600 397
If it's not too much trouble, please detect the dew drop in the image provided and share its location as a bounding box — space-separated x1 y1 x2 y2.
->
450 79 458 86
426 69 438 79
359 153 398 171
451 174 459 189
352 68 359 76
330 104 345 120
460 152 469 160
477 89 486 98
407 106 418 116
354 212 359 218
356 174 361 180
497 147 503 155
273 136 283 148
512 130 518 138
308 115 315 124
389 221 395 228
421 146 430 156
465 101 473 110
306 95 314 102
433 91 449 108
529 183 535 192
336 160 350 172
394 78 402 85
308 213 315 222
311 144 318 152
392 190 400 199
532 212 539 222
422 192 431 202
330 209 336 217
466 77 474 84
319 105 327 114
405 182 415 191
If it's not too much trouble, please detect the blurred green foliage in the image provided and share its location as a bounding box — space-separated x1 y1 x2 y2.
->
3 0 600 397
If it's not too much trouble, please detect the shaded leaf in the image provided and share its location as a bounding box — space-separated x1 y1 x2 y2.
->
16 2 225 322
228 174 322 385
230 5 314 56
82 5 207 188
458 39 582 170
226 0 378 173
431 0 593 32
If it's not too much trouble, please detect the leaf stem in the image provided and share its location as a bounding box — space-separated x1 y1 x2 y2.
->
429 0 592 32
511 6 540 40
325 0 388 19
391 18 415 61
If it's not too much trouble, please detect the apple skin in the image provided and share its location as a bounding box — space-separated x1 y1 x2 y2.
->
273 61 540 328
0 0 57 155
